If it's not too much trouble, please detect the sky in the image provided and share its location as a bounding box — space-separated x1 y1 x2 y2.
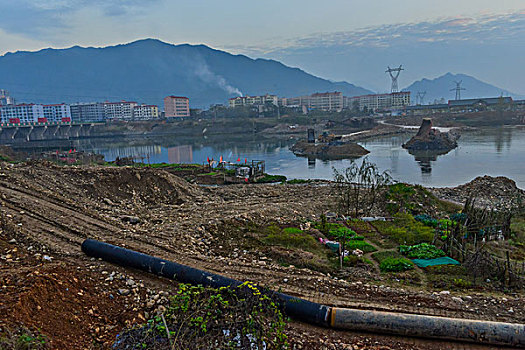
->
0 0 524 94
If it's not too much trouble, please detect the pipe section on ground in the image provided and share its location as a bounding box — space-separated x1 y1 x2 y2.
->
81 239 329 326
330 308 525 347
81 239 525 347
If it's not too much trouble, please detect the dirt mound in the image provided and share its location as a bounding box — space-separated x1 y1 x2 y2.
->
432 175 525 211
402 118 459 151
76 167 200 205
2 162 203 207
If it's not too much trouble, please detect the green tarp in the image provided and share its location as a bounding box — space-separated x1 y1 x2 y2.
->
412 257 460 268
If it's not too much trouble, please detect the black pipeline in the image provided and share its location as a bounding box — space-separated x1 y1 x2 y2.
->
81 239 329 326
82 239 525 347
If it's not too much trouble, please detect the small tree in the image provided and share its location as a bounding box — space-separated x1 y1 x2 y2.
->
333 158 392 218
331 226 356 268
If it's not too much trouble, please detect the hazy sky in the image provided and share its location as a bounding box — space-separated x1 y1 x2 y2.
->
0 1 524 93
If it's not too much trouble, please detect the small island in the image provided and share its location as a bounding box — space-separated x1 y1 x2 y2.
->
402 118 459 152
291 137 369 160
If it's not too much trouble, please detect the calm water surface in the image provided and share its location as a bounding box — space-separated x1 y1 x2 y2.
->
20 126 525 188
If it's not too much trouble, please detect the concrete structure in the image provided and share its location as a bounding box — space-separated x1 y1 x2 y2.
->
0 89 15 106
133 104 159 120
164 96 190 118
448 97 512 112
0 104 44 124
43 104 72 123
229 94 278 108
103 101 137 120
70 102 106 122
349 92 411 112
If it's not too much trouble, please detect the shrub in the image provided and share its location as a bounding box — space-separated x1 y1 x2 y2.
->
113 283 288 349
453 278 472 289
255 174 287 183
399 243 446 259
379 257 414 272
414 214 438 227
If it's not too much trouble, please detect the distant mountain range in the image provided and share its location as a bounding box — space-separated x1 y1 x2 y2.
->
0 39 372 108
403 73 524 104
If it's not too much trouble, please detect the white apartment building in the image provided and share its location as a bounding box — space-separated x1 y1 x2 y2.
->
349 92 411 112
43 104 72 122
280 92 344 112
133 105 159 120
103 101 138 120
229 94 278 108
0 104 44 124
70 102 105 122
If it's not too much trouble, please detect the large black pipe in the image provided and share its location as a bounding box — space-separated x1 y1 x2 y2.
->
81 239 329 326
82 239 525 347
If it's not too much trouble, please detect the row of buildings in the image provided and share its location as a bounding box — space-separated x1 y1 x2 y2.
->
0 91 190 125
229 91 412 112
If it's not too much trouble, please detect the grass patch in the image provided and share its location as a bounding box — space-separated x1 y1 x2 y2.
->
372 250 402 263
345 240 377 253
264 225 319 251
0 328 47 350
379 257 414 272
425 265 472 290
373 213 434 245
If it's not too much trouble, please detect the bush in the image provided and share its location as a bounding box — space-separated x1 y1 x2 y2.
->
113 283 288 349
399 243 446 259
453 278 472 289
414 214 438 227
0 328 47 350
379 257 414 272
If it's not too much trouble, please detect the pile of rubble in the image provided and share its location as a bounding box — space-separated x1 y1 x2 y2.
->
432 175 525 211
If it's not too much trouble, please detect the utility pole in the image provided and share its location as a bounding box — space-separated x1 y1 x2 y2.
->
386 65 404 93
450 81 466 100
417 91 426 105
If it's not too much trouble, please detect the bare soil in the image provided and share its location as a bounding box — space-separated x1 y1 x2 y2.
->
0 162 523 349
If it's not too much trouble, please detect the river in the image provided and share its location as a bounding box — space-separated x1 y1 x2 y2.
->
14 126 525 188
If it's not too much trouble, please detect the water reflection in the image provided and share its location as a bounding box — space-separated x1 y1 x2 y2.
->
406 149 451 175
8 127 525 188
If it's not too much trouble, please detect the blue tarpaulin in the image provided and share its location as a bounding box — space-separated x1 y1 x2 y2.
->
412 257 460 268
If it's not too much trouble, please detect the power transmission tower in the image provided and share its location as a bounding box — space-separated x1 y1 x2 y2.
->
450 80 466 100
417 91 426 105
386 65 404 93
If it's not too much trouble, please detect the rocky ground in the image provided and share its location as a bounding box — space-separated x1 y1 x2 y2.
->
0 162 523 349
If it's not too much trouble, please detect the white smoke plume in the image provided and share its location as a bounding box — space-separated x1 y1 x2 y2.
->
194 61 243 97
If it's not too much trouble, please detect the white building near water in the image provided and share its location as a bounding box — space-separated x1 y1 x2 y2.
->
103 100 137 120
43 104 71 122
0 104 44 124
348 92 411 112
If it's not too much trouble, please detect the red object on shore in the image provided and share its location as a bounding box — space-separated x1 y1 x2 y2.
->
237 157 241 162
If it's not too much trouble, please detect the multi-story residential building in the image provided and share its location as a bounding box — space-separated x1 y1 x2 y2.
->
0 89 15 106
280 92 344 112
133 104 159 120
164 96 190 118
308 92 344 112
229 94 278 108
43 104 71 123
70 102 106 122
349 92 411 112
0 104 44 124
103 100 137 120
